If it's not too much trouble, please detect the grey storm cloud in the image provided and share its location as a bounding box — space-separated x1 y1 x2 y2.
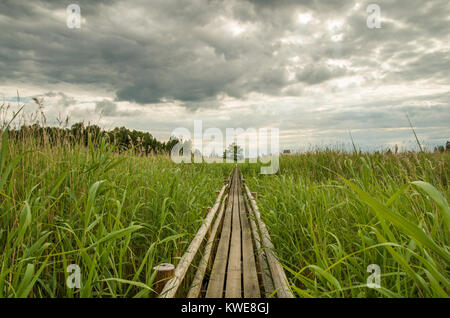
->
44 91 77 107
95 99 118 116
296 64 348 85
95 99 138 117
1 0 448 110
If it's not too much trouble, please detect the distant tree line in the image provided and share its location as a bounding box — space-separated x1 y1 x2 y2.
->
434 141 450 153
8 122 180 155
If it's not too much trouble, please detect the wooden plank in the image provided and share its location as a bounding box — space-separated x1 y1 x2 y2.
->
225 168 242 298
205 177 235 298
243 183 294 298
239 184 260 298
159 183 228 298
243 194 274 297
187 194 227 298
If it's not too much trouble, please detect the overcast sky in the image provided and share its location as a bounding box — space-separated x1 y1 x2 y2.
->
0 0 449 151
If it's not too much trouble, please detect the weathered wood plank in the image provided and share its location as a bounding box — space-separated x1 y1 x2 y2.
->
225 168 242 298
243 194 274 297
239 184 260 298
187 194 228 298
205 177 235 298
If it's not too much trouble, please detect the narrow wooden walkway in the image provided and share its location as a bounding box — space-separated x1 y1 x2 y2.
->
155 166 293 298
205 167 259 298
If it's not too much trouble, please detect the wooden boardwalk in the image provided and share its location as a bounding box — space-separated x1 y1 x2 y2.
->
155 166 293 298
205 167 260 298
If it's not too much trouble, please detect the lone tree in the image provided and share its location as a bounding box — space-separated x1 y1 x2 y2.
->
223 142 244 162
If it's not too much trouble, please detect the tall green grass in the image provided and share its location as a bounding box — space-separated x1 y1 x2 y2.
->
1 105 448 298
0 122 230 297
242 151 449 297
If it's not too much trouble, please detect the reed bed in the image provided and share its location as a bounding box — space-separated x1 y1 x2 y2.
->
0 118 230 297
242 151 449 297
1 104 448 297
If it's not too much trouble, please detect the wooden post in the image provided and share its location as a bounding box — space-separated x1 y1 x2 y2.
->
153 263 175 295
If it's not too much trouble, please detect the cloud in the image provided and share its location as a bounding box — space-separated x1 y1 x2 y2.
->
95 99 138 117
296 64 348 85
1 0 449 109
95 99 118 116
0 0 448 149
44 91 77 107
